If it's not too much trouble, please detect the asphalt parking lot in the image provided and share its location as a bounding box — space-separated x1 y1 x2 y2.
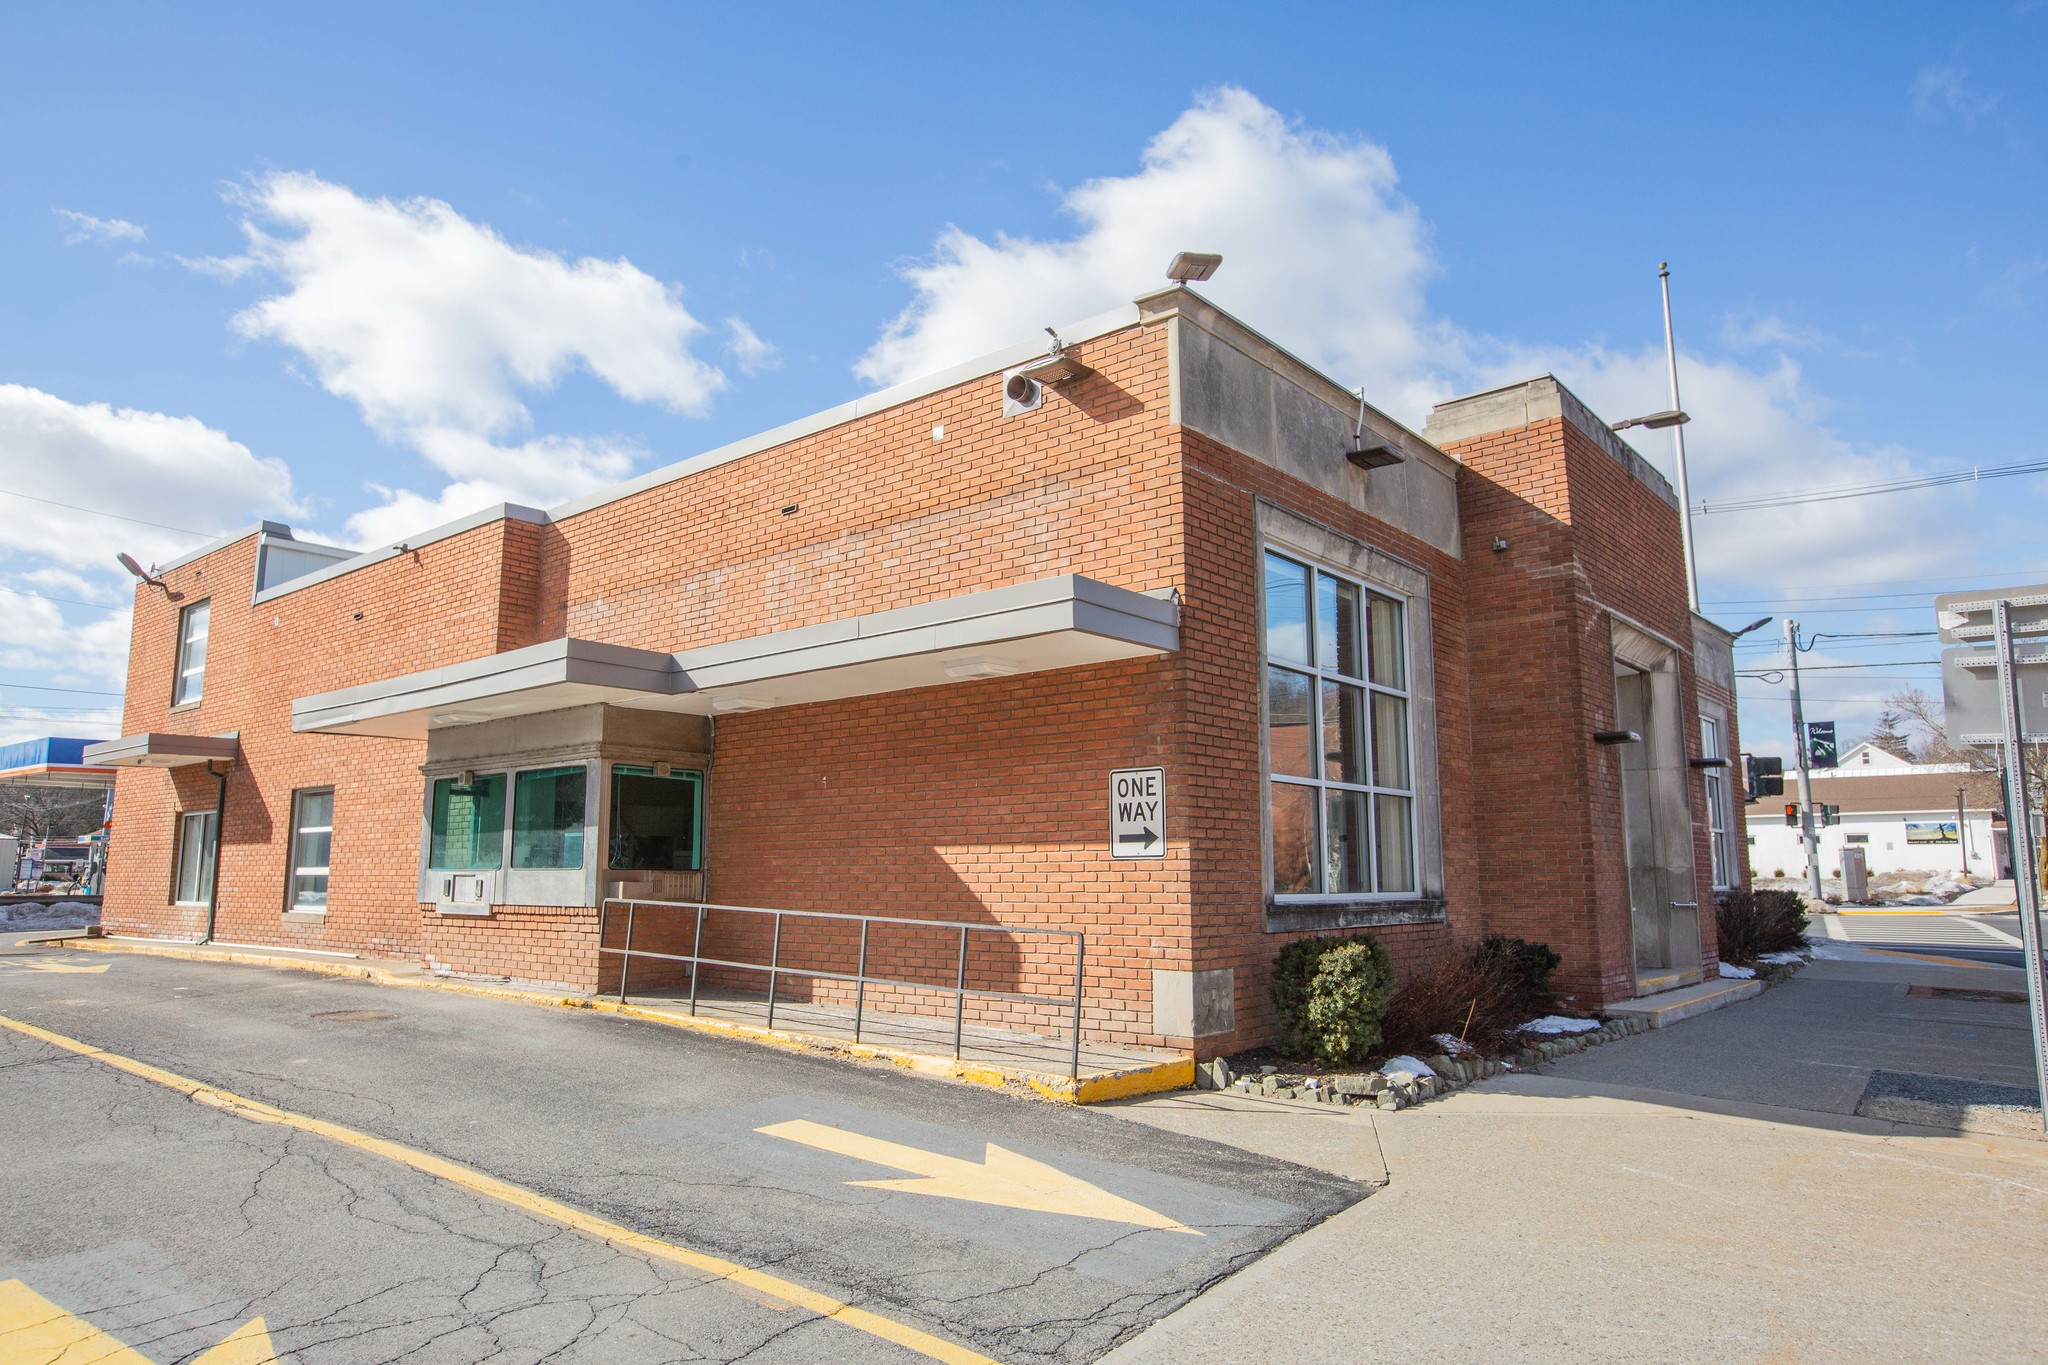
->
0 935 1362 1364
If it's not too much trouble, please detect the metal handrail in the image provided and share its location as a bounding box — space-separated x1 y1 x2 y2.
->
598 897 1088 1078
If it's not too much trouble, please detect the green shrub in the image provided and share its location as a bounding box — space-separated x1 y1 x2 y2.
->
1271 935 1395 1064
1716 888 1810 967
1472 935 1561 1015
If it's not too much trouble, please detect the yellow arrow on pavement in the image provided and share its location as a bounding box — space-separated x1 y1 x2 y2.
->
0 958 111 973
0 1278 276 1363
757 1119 1200 1235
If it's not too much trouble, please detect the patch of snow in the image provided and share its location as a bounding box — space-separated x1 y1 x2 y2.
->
1806 944 1848 960
1758 951 1806 965
1517 1015 1600 1035
1898 895 1945 906
1430 1032 1472 1056
1379 1054 1437 1079
1717 962 1757 979
0 900 99 933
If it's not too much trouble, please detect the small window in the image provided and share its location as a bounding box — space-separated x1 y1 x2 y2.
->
288 788 333 910
173 600 210 705
512 765 587 870
1701 715 1736 889
608 765 703 872
429 774 506 870
173 810 217 905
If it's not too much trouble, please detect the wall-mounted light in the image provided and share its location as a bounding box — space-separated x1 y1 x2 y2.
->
1593 730 1643 745
1492 537 1510 554
1339 387 1405 471
115 552 168 593
1166 251 1223 285
1689 756 1732 769
1611 410 1690 432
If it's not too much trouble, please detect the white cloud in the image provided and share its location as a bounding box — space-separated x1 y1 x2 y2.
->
54 209 146 246
726 317 780 376
856 87 1454 416
0 384 302 573
1912 65 1999 125
197 172 739 533
856 86 1991 661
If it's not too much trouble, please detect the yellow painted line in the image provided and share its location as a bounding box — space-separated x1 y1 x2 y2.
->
0 1013 996 1365
758 1118 1199 1235
58 936 1196 1106
0 958 111 973
0 1278 276 1363
1860 948 1996 969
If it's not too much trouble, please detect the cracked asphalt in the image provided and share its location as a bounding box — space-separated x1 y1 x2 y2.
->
0 935 1363 1364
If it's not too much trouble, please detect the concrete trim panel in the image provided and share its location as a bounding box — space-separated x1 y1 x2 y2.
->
1424 374 1680 511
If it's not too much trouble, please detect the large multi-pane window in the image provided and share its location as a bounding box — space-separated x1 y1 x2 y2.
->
173 810 217 905
288 788 334 910
1264 550 1416 898
428 773 507 870
512 765 587 869
173 600 209 705
1701 715 1736 889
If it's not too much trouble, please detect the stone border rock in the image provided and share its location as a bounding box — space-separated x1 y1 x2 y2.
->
1196 956 1808 1112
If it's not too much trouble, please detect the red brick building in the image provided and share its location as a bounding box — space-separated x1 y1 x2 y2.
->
92 288 1747 1055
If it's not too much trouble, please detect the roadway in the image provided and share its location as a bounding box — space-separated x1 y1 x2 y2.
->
0 934 1361 1364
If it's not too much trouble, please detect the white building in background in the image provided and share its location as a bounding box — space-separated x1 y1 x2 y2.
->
1746 742 1995 880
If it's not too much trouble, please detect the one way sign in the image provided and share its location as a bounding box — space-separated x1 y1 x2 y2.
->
1110 767 1166 860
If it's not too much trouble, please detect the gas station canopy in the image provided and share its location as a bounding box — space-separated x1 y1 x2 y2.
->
0 737 119 790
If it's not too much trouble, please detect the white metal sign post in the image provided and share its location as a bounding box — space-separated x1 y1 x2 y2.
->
1110 767 1166 860
1993 601 2048 1128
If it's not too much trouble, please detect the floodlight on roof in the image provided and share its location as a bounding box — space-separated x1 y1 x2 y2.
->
1166 252 1223 285
1339 387 1405 472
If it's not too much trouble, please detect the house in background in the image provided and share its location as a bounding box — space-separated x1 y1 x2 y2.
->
88 285 1747 1058
1746 741 1992 880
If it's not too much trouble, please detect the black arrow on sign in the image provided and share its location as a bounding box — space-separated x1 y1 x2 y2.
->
1116 827 1160 850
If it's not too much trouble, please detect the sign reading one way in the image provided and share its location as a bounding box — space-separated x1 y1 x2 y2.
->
1110 767 1166 859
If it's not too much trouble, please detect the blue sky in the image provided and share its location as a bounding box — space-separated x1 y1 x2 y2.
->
2 3 2044 761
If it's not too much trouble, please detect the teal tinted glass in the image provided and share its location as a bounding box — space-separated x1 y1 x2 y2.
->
512 766 586 869
429 774 505 870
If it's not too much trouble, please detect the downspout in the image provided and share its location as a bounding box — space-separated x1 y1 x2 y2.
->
202 760 227 944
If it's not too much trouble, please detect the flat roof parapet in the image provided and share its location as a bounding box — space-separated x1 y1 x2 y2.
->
1424 374 1679 511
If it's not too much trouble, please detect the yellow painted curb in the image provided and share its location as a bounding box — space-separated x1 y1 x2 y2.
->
0 1013 995 1365
57 936 1195 1105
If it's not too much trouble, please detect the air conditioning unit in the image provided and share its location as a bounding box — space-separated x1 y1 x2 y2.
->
435 871 496 916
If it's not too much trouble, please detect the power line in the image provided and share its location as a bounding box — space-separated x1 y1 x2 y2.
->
0 584 127 613
0 683 124 696
1703 565 2048 601
1695 458 2048 515
0 486 211 538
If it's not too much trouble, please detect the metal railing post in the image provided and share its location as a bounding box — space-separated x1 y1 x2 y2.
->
953 925 969 1059
1069 934 1086 1080
688 902 705 1016
766 910 783 1030
617 900 637 1005
854 918 870 1044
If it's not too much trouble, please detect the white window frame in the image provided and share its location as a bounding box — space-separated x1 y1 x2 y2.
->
172 809 217 906
1262 548 1420 903
287 787 334 912
173 599 210 705
1701 713 1737 890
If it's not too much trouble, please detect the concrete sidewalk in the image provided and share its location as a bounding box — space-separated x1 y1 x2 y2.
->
1103 953 2048 1363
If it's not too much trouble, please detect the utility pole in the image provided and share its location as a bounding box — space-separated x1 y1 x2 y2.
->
1786 618 1824 900
1659 263 1701 612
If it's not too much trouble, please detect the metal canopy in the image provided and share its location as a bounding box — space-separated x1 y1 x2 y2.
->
0 737 120 790
293 574 1180 741
82 732 241 769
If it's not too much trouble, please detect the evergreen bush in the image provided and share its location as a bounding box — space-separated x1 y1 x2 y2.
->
1270 935 1395 1064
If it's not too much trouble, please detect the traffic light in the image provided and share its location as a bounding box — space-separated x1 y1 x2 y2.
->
1745 754 1784 800
1822 804 1841 827
1785 803 1800 827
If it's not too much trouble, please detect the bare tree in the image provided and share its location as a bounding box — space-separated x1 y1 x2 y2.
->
0 785 107 842
1886 686 2045 813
